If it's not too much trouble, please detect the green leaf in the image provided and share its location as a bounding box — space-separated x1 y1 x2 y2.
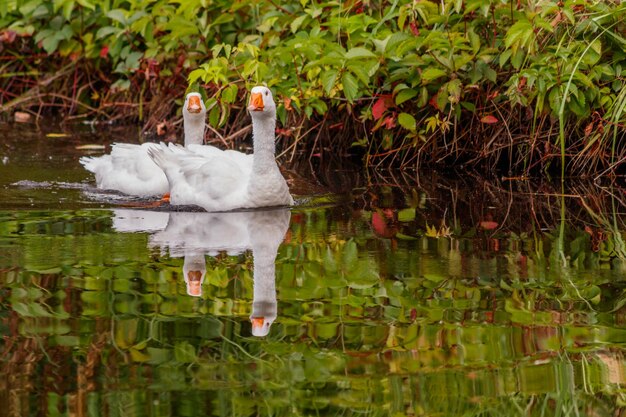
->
468 30 482 55
147 347 171 364
55 335 80 346
111 79 130 91
396 232 418 240
461 101 476 112
208 105 220 128
421 68 447 82
341 72 359 102
309 99 327 115
505 19 533 50
76 0 95 9
342 240 358 272
346 63 371 84
395 88 417 105
124 51 142 71
290 14 307 33
398 6 408 29
42 36 60 54
61 0 75 21
548 86 562 115
174 341 197 363
220 84 238 104
398 208 416 222
323 247 338 273
211 13 235 26
321 69 339 95
582 39 602 66
511 49 525 69
454 0 463 13
499 49 512 67
568 93 587 117
106 9 127 24
164 15 199 37
95 26 118 39
398 112 416 131
348 259 379 289
188 68 204 85
345 47 376 60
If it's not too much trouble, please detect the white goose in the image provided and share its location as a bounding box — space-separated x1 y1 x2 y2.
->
111 208 290 335
148 86 293 211
80 93 206 197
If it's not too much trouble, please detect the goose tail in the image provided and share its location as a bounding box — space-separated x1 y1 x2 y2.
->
79 156 100 173
148 143 182 184
147 142 171 170
79 155 112 176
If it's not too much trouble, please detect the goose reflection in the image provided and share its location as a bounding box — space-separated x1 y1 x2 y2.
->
112 208 290 336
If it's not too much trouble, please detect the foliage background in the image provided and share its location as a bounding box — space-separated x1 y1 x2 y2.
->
1 0 625 174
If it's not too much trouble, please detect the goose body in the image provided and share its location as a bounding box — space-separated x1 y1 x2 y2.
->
149 86 293 211
79 93 207 197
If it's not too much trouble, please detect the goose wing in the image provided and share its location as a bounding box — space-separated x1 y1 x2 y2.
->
179 154 247 202
81 143 167 196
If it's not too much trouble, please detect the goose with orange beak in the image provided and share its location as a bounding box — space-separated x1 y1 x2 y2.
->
149 86 293 211
80 92 206 197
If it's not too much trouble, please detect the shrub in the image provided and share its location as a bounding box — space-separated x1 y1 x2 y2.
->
1 0 625 174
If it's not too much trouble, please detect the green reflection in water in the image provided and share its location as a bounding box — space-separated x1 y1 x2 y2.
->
1 196 626 417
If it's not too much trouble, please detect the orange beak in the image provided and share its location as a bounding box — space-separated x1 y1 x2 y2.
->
187 280 202 297
186 270 203 297
249 92 264 112
187 95 202 113
251 317 265 330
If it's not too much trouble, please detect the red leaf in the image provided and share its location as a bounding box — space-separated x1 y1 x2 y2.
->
486 90 500 100
283 97 292 111
372 96 391 120
409 22 420 36
428 93 440 110
371 212 389 237
275 127 292 137
479 220 499 230
480 115 498 124
1 30 16 43
383 115 396 129
99 45 109 58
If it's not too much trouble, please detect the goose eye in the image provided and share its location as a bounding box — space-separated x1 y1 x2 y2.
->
265 90 269 96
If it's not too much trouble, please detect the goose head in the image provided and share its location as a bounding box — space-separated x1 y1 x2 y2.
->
248 86 276 119
183 255 206 297
251 314 275 337
183 92 206 117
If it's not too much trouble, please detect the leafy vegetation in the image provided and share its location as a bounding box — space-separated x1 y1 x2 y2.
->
1 0 625 173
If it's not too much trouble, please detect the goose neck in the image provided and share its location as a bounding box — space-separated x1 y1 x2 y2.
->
251 116 276 168
184 116 205 146
252 250 277 301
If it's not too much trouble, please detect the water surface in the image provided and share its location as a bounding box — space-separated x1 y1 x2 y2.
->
1 123 626 416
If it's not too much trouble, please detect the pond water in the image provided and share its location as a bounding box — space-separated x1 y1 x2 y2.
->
1 123 626 416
